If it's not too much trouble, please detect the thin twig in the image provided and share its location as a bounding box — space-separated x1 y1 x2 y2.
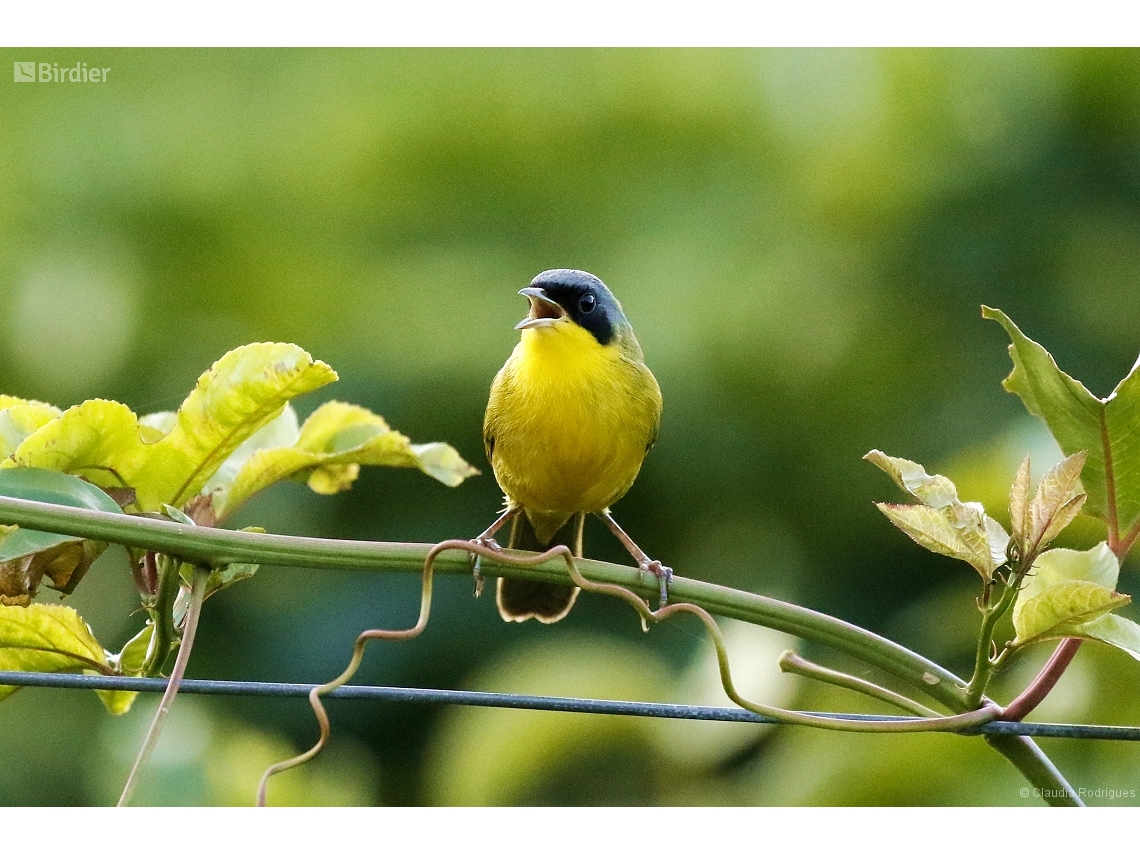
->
118 565 210 807
777 650 939 717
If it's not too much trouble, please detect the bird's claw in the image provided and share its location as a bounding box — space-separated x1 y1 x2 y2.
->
639 559 673 609
470 536 503 598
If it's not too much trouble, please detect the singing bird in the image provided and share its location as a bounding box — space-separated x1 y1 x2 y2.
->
480 269 667 623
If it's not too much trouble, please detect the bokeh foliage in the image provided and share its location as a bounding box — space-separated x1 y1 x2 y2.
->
2 47 1140 805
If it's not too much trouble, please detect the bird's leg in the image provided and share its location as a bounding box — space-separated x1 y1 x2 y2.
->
596 511 673 608
470 506 519 598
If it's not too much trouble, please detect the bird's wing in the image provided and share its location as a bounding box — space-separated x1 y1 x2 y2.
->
483 367 508 464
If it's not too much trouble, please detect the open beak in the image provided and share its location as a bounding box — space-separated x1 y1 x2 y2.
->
515 286 566 330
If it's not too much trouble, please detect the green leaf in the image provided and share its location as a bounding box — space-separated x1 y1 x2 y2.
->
162 503 197 526
207 562 258 595
117 622 153 676
6 344 338 511
1013 580 1129 645
211 401 478 518
90 622 150 715
0 468 124 560
1080 613 1140 661
985 307 1140 546
0 603 115 704
175 561 259 626
0 469 125 602
0 397 61 458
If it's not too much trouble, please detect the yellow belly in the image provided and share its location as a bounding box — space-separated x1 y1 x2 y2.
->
485 321 661 543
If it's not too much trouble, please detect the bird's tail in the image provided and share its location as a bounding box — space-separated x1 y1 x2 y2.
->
496 512 582 624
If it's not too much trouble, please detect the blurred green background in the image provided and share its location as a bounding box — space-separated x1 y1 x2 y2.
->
2 47 1140 806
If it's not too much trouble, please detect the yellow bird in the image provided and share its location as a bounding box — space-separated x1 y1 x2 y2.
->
480 269 667 623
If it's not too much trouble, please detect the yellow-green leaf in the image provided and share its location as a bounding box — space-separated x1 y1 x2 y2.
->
1080 613 1140 662
868 450 1009 580
864 450 959 509
6 399 146 491
128 343 338 509
1020 543 1120 605
876 502 998 580
212 401 478 518
1010 457 1031 550
0 395 56 412
0 603 111 702
410 442 481 488
97 622 153 715
1013 580 1129 645
201 405 302 501
94 688 138 715
0 397 62 458
1026 451 1087 554
137 411 175 442
1012 543 1127 646
6 344 338 511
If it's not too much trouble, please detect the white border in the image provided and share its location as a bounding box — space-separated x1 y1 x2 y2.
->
4 807 1139 849
1 1 1135 48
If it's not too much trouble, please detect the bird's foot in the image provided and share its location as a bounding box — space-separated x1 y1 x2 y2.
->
639 558 673 609
469 507 518 598
470 535 503 598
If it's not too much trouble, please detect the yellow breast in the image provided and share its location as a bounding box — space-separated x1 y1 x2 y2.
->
485 320 661 540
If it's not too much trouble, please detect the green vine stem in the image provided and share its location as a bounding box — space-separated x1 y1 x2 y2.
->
0 496 975 709
118 564 210 807
0 495 1079 804
141 554 180 677
964 571 1024 709
777 650 939 717
984 733 1083 806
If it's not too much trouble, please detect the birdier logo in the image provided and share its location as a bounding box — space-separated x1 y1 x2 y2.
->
13 61 110 83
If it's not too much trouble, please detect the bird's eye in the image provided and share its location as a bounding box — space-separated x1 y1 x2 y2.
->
579 293 596 314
